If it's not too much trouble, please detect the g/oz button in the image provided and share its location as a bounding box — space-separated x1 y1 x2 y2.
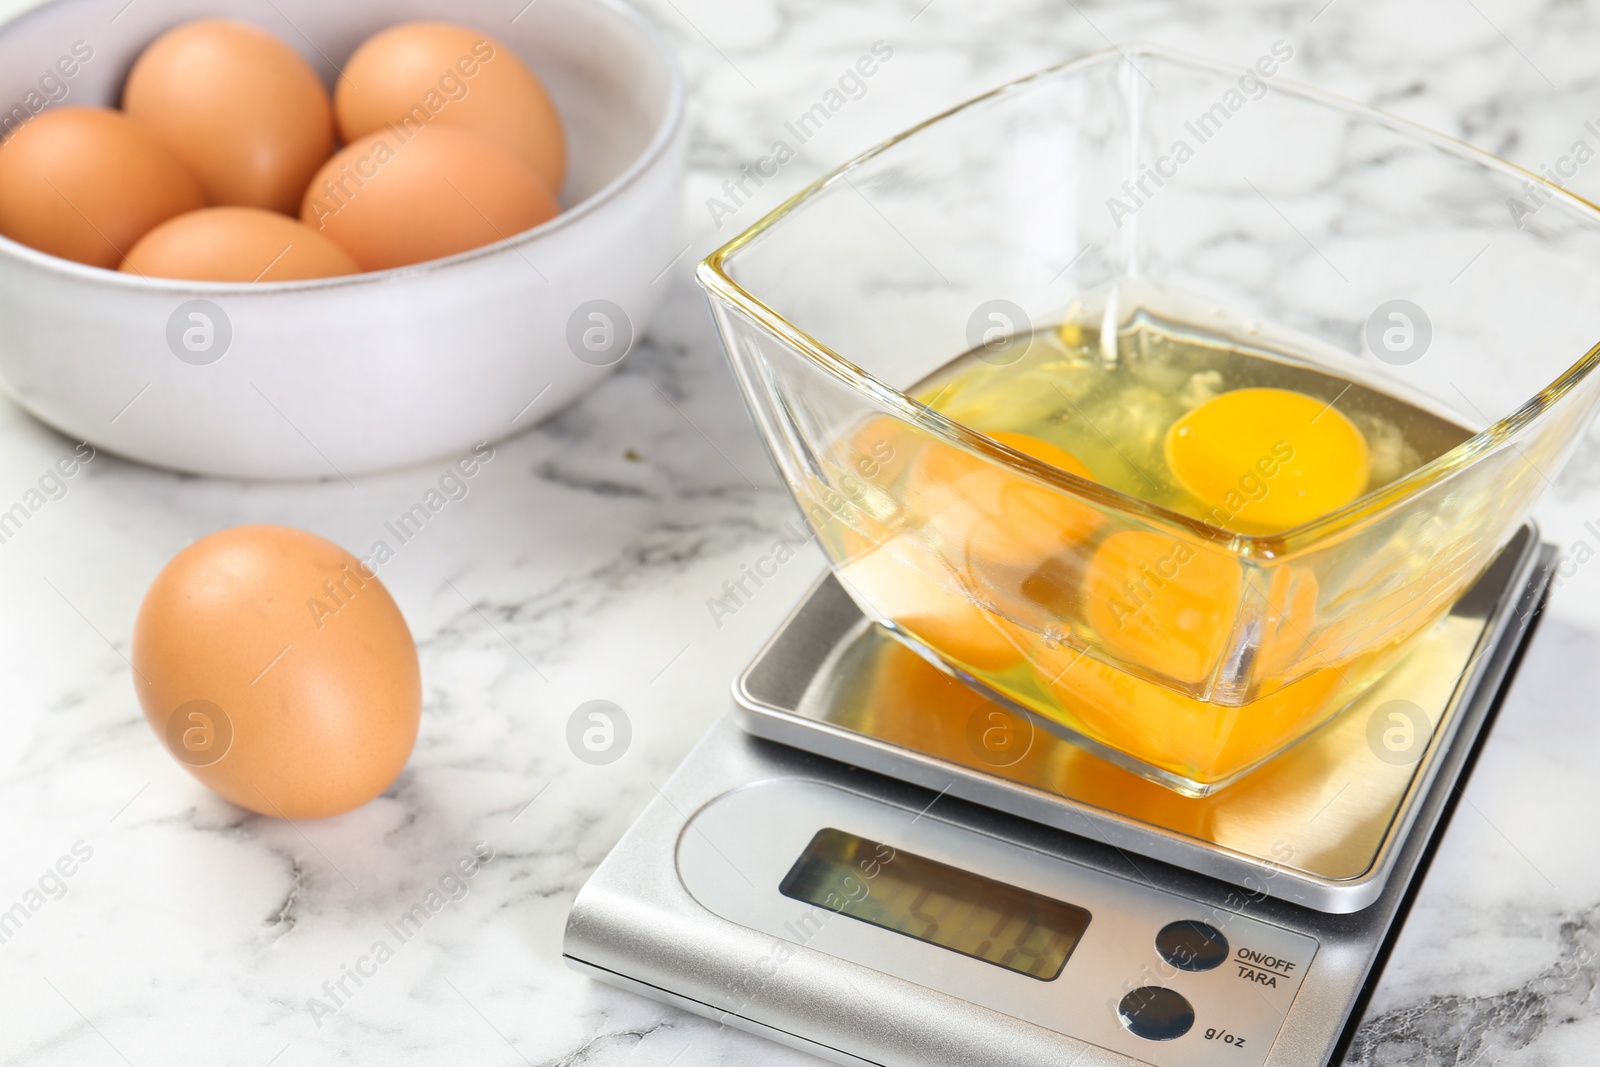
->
1118 986 1195 1041
1156 920 1230 972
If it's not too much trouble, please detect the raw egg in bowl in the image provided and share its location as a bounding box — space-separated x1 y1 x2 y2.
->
0 0 684 477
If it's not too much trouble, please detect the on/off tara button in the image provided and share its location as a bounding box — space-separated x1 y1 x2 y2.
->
1155 919 1230 972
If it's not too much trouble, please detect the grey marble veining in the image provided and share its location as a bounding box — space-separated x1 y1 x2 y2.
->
2 0 1600 1064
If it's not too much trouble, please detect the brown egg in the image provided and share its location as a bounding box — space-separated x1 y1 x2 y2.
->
123 19 335 215
0 107 204 268
121 207 360 282
133 526 421 820
335 22 566 193
301 125 558 271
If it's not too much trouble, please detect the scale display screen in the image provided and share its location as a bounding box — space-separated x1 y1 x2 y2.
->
778 827 1091 980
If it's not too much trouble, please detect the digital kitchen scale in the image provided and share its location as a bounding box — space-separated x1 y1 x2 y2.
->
564 525 1553 1066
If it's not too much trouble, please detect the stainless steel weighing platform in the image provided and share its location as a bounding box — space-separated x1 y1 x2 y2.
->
565 525 1553 1066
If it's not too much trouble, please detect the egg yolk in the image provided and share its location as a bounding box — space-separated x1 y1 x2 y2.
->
1164 387 1370 533
1084 530 1243 686
823 428 1102 679
1036 632 1344 780
913 431 1101 559
990 601 1345 782
1250 564 1322 681
988 431 1094 481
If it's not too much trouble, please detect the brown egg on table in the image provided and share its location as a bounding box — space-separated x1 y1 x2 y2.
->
336 21 566 194
123 19 335 215
0 107 204 268
302 124 558 271
132 525 421 820
121 207 360 282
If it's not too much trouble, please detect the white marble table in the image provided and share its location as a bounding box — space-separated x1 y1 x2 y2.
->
3 0 1600 1063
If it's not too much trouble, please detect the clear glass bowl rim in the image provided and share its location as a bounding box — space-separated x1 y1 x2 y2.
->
697 42 1600 560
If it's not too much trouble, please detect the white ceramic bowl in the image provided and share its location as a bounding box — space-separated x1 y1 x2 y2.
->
0 0 684 477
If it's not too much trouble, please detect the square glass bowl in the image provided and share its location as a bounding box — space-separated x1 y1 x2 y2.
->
697 45 1600 795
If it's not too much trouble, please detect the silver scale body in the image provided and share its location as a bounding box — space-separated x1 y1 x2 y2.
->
564 527 1553 1067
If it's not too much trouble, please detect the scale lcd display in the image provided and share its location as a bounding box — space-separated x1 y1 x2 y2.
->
778 827 1091 980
